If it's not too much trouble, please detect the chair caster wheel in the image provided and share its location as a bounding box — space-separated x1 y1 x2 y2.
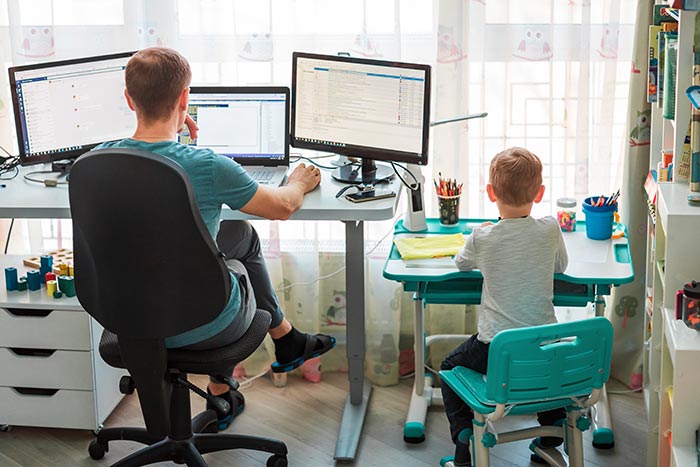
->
266 454 288 467
88 440 108 460
119 375 135 395
0 425 11 432
404 434 425 443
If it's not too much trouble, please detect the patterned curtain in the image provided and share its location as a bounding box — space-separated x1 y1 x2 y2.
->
607 0 653 390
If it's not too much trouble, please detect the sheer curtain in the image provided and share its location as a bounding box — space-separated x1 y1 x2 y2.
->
431 0 641 387
0 0 638 386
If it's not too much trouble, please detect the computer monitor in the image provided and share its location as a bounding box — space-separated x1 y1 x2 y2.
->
290 52 431 185
8 51 136 166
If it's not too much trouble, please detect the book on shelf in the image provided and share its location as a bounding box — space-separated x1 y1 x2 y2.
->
663 33 679 120
649 25 662 104
691 51 700 191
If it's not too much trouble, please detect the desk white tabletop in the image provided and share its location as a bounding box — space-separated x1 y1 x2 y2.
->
0 162 403 221
385 225 633 285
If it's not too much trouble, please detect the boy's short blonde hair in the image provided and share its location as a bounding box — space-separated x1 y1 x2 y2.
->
489 147 543 206
125 47 192 122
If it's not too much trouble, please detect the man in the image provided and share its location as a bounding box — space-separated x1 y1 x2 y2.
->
97 47 335 429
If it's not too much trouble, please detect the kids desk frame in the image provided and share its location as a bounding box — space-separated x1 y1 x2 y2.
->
383 218 634 449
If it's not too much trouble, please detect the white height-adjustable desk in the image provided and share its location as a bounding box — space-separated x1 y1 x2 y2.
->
383 218 634 449
0 163 402 460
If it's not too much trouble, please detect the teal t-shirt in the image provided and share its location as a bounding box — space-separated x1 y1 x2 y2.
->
94 139 259 348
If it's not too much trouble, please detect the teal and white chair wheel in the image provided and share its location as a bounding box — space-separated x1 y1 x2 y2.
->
592 427 614 449
404 421 426 443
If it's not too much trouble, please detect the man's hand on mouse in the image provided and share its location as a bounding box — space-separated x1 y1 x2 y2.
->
287 163 321 193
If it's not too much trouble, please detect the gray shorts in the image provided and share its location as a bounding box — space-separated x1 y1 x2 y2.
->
182 259 257 351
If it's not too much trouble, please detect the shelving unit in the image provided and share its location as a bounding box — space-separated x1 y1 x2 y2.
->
644 7 700 467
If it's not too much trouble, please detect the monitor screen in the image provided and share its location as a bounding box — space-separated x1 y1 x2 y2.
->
8 51 136 166
290 52 431 170
180 87 289 166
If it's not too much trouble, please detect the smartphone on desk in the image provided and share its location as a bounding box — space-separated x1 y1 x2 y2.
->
345 189 396 203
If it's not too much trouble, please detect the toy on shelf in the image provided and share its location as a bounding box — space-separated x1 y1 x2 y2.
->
46 279 57 297
2 251 77 299
23 249 73 276
4 267 17 291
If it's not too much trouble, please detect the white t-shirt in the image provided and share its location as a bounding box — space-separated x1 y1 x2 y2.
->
454 216 568 342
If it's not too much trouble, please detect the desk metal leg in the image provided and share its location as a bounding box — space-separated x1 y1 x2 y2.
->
591 293 615 449
404 300 467 443
334 221 372 461
404 297 432 443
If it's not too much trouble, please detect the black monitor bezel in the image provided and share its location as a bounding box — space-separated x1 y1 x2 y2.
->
8 51 136 166
187 86 290 167
290 52 431 166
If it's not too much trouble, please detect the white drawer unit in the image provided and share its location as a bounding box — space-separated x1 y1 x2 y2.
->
0 307 91 350
0 347 94 390
0 256 125 431
0 387 97 430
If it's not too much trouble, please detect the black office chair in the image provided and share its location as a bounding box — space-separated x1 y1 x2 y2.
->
69 148 288 467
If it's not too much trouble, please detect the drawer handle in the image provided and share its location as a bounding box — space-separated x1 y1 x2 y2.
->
5 308 54 318
8 348 56 357
12 387 59 397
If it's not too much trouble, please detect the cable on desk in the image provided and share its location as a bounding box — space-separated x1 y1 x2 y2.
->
24 170 69 187
390 161 419 192
290 154 350 170
0 144 20 179
0 165 19 180
4 218 14 254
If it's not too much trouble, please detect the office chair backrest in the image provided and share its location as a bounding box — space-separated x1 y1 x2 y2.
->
70 149 234 436
69 148 232 339
485 317 613 405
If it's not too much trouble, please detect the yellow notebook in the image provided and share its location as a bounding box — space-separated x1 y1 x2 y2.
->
393 233 466 260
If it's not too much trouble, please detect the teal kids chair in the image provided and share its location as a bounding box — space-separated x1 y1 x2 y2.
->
439 317 613 467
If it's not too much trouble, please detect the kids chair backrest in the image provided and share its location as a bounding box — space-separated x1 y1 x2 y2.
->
485 317 613 406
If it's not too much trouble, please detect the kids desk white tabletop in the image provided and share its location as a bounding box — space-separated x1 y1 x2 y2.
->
383 218 634 448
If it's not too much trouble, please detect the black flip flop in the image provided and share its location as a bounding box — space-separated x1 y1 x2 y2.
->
213 389 245 431
271 333 336 373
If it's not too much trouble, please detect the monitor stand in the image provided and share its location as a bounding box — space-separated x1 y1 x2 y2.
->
332 158 396 202
331 158 394 185
52 159 74 174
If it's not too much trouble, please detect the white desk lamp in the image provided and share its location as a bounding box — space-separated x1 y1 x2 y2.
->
403 112 488 232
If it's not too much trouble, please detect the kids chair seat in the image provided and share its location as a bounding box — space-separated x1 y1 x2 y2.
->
439 317 613 467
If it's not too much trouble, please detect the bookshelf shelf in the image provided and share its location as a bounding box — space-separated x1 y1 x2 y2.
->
644 9 700 466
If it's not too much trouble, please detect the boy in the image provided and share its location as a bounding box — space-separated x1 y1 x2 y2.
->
440 147 569 466
96 47 335 429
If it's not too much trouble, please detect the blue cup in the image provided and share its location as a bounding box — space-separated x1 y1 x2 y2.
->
582 197 617 240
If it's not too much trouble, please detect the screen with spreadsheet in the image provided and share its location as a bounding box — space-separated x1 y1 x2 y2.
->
9 51 136 166
290 52 430 166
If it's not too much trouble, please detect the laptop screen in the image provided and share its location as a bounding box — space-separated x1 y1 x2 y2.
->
181 87 290 166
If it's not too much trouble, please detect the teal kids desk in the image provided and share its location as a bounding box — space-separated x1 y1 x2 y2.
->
383 218 634 448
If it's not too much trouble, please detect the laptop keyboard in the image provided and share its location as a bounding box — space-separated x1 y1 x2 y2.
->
247 169 275 184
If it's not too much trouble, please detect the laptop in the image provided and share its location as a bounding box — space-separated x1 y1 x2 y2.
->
181 86 290 186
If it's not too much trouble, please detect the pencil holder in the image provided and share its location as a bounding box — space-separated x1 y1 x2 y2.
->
582 197 617 240
437 194 460 226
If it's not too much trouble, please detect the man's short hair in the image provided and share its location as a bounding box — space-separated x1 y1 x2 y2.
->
489 147 543 206
125 47 192 122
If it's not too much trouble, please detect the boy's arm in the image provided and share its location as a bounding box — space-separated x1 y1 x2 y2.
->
454 232 478 271
554 228 568 273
